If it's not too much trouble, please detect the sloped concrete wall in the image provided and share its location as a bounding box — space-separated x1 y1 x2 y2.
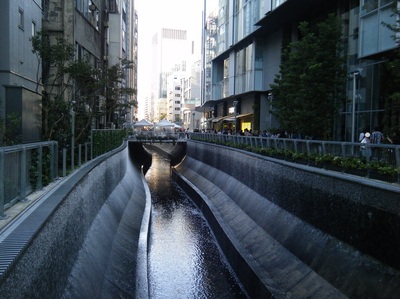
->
0 143 151 298
173 141 400 299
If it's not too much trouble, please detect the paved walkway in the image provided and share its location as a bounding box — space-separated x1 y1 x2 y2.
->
0 178 65 234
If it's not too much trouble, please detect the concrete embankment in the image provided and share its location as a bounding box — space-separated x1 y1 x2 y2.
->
171 140 400 299
0 142 151 298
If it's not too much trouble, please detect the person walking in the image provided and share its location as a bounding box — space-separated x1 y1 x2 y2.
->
360 132 371 160
370 127 384 144
359 127 368 142
370 127 384 160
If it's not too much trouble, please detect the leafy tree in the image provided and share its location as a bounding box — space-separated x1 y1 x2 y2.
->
270 14 347 140
31 32 136 148
103 59 136 127
0 113 22 145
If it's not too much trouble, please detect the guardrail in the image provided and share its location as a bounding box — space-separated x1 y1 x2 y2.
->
190 132 400 184
0 141 58 218
0 129 128 218
61 143 92 177
131 132 187 141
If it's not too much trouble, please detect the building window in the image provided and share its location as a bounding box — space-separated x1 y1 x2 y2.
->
18 8 24 30
32 21 36 37
359 0 397 57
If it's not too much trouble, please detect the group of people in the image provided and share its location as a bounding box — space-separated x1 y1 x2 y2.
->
359 127 399 160
359 127 399 145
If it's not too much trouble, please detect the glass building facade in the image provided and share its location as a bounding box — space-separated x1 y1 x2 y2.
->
203 0 398 140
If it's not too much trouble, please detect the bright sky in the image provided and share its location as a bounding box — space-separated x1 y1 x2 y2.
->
135 0 217 118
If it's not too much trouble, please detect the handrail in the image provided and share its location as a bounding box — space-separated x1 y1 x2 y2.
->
190 132 400 183
0 141 58 218
0 129 127 218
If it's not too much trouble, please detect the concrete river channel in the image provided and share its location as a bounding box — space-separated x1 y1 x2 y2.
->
145 149 248 298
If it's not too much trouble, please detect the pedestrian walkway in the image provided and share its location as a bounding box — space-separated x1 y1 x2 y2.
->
0 178 65 234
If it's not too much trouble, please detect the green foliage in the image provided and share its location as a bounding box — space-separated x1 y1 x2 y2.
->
191 135 399 183
340 157 367 170
31 31 137 149
0 113 22 146
270 14 347 140
29 149 39 191
92 129 127 158
29 147 53 191
104 60 137 126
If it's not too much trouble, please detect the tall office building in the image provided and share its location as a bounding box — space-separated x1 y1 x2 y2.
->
150 28 188 122
203 0 398 140
0 0 43 144
108 0 138 126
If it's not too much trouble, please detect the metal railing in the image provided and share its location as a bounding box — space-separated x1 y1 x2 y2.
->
0 129 128 217
190 132 400 183
0 141 58 217
131 132 188 141
61 142 92 177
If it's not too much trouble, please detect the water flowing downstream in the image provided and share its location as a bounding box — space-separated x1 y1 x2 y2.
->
145 149 248 299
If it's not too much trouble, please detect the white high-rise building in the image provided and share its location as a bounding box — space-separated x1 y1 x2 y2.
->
150 28 188 121
167 72 185 123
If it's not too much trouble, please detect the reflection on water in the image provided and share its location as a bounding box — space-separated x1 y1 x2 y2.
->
146 150 248 299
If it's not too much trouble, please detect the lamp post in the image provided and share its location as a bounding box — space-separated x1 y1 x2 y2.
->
209 106 214 131
70 107 75 172
351 69 362 143
192 112 195 132
233 100 238 134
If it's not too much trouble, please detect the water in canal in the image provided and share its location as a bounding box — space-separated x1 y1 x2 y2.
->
145 150 248 299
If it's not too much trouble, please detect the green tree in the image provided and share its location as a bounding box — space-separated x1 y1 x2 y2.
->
0 113 22 146
270 14 347 140
103 59 136 127
31 32 136 148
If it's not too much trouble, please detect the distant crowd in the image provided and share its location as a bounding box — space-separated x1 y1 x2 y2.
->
188 126 400 144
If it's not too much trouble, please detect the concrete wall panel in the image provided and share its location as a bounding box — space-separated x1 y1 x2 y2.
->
173 140 400 298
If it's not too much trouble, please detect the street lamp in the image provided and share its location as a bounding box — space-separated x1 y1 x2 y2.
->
209 106 214 131
350 68 362 143
233 100 238 134
192 112 195 132
70 106 75 172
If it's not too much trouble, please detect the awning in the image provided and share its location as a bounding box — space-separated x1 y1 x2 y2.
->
236 113 253 119
212 117 225 123
212 113 253 123
224 117 235 122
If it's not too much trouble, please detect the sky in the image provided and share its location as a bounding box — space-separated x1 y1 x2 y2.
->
135 0 217 118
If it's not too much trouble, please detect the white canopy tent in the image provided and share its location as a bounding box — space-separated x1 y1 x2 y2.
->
154 119 175 135
134 119 153 127
154 119 174 127
133 119 154 136
173 123 182 129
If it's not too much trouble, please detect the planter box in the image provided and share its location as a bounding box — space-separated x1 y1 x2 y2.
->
344 168 367 177
368 170 399 183
293 159 309 165
324 164 343 173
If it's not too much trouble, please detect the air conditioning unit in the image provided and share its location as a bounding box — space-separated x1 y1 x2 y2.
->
104 21 109 27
